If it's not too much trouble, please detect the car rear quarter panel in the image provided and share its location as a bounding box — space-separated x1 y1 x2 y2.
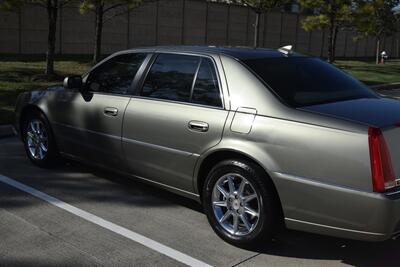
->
206 55 388 237
201 111 387 237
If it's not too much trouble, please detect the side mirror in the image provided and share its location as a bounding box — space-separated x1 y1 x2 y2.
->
63 76 83 89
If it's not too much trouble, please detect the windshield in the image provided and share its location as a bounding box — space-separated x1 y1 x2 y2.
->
242 57 377 107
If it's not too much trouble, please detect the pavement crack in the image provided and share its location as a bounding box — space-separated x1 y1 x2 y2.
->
231 253 261 267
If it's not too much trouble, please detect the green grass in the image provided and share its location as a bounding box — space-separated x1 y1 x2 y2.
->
0 57 399 126
0 58 91 125
336 59 400 86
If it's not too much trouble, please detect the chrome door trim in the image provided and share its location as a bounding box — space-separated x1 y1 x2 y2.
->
52 121 121 141
273 171 380 196
59 151 201 200
121 137 200 157
285 218 386 237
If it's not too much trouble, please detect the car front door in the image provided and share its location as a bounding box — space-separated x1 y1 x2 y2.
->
122 53 229 193
52 53 149 169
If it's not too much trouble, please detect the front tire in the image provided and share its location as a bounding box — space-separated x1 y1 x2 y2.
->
203 159 281 247
22 111 60 168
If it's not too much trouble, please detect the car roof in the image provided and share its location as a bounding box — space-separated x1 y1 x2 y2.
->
120 45 306 60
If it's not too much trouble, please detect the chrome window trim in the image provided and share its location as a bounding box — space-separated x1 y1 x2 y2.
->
86 92 133 98
130 95 225 111
138 51 225 110
189 58 202 101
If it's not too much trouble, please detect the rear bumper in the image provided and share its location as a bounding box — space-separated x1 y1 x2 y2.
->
272 172 400 241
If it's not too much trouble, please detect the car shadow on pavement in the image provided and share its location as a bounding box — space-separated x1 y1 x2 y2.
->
68 160 205 213
250 228 400 267
1 136 399 267
66 159 400 267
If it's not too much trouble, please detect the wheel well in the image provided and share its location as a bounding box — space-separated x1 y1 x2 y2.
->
197 150 271 194
197 150 285 224
19 105 46 138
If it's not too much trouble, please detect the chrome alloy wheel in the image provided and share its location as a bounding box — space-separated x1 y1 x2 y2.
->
26 119 48 160
212 173 261 236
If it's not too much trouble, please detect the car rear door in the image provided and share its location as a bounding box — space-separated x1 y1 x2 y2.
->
122 53 229 193
53 53 149 169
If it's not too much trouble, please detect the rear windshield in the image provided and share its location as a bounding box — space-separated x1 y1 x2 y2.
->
242 57 377 107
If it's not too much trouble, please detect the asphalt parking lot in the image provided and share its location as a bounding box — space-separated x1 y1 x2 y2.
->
2 136 400 267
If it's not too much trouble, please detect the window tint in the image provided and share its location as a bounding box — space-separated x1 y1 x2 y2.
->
192 58 222 107
243 57 377 107
141 54 200 102
86 53 147 95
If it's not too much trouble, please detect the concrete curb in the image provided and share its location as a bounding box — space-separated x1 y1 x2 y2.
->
0 125 16 138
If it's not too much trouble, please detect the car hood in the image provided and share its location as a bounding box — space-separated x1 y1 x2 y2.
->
299 97 400 128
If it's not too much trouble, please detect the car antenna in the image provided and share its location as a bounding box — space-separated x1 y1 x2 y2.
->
278 45 293 55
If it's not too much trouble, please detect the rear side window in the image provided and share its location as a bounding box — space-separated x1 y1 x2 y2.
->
192 58 222 107
141 54 200 102
242 57 377 107
86 53 147 95
141 54 222 107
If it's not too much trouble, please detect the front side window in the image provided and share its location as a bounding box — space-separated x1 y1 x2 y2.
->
141 54 200 102
242 57 377 107
86 53 147 95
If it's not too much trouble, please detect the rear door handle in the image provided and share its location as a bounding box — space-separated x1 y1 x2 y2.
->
188 121 209 132
104 107 118 116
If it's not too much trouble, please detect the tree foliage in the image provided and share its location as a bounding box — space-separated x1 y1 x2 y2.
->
79 0 144 63
79 0 143 20
232 0 289 12
354 0 400 63
298 0 353 63
354 0 399 38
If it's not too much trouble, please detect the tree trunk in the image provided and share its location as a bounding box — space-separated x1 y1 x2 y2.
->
253 11 260 48
332 26 339 62
376 38 381 65
93 4 104 64
327 14 335 63
46 0 58 75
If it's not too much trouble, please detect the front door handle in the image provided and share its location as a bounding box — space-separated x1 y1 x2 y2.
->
104 107 118 116
188 121 209 132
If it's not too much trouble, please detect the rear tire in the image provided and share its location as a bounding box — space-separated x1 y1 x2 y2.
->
22 111 60 168
202 159 281 248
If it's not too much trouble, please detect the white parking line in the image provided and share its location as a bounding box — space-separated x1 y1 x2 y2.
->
0 174 213 267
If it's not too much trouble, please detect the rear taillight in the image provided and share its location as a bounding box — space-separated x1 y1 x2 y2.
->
368 127 397 192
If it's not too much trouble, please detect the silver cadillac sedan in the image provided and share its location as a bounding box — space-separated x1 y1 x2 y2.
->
14 46 400 247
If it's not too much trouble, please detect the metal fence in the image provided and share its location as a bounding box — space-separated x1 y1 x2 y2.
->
0 0 399 58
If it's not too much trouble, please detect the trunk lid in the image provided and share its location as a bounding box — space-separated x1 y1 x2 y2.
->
300 97 400 128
